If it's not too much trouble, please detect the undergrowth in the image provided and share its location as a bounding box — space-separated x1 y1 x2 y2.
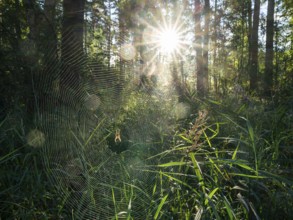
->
1 93 293 219
0 111 70 219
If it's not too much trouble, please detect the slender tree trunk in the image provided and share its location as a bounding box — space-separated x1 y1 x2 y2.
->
44 0 56 31
194 0 204 96
23 0 37 41
131 2 145 74
212 0 218 93
107 0 112 70
239 1 247 80
249 0 260 91
44 0 57 61
118 6 126 75
203 0 210 95
247 0 252 84
274 20 280 89
23 0 38 124
61 0 85 91
264 0 275 96
14 0 22 43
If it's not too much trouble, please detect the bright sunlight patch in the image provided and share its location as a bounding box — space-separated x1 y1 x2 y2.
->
158 28 180 54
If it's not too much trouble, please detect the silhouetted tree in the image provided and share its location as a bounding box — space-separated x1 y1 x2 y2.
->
194 0 204 96
249 0 260 91
61 0 85 91
264 0 275 96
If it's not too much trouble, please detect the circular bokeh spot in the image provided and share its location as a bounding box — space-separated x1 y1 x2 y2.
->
174 102 191 120
143 27 155 44
120 44 136 61
84 94 101 111
26 129 45 147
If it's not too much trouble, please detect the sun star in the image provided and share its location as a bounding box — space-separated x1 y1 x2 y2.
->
158 28 180 55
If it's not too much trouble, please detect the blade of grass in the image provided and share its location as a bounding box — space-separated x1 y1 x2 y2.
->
154 195 168 220
223 195 236 220
112 188 118 220
205 187 219 205
84 117 106 147
157 161 188 167
189 153 205 193
232 143 240 160
241 117 258 174
194 207 203 220
189 153 203 181
206 196 221 220
230 173 266 178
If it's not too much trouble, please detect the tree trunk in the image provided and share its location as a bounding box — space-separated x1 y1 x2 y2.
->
23 0 37 41
61 0 85 91
14 0 22 43
194 0 204 96
202 0 210 96
249 0 260 91
118 6 126 75
23 0 38 125
212 0 219 94
106 0 112 70
131 1 145 74
247 0 252 81
264 0 275 96
44 0 57 47
43 0 57 66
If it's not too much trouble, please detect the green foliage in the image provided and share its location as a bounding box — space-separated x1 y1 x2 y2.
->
1 86 293 219
117 91 175 143
151 98 292 219
1 0 293 219
0 114 70 219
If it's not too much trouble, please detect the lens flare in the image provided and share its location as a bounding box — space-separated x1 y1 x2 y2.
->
120 44 136 61
26 129 45 147
158 28 180 54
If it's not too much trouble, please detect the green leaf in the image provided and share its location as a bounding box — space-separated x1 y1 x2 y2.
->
157 161 187 167
206 196 221 220
232 143 239 160
178 134 193 143
189 153 203 181
154 195 168 220
235 163 256 172
223 196 236 220
229 173 266 179
245 119 254 143
205 187 219 205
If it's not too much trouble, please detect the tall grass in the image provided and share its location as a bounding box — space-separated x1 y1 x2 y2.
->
137 97 293 219
0 113 70 219
1 94 293 219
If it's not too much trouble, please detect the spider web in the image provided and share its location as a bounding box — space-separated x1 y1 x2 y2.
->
29 28 182 219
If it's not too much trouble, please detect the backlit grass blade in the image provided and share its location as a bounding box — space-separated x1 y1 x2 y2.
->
205 187 219 205
232 143 240 160
157 161 188 167
154 195 168 220
223 195 236 220
178 134 193 143
229 173 266 178
189 152 205 193
189 153 203 181
84 117 106 146
241 117 258 174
